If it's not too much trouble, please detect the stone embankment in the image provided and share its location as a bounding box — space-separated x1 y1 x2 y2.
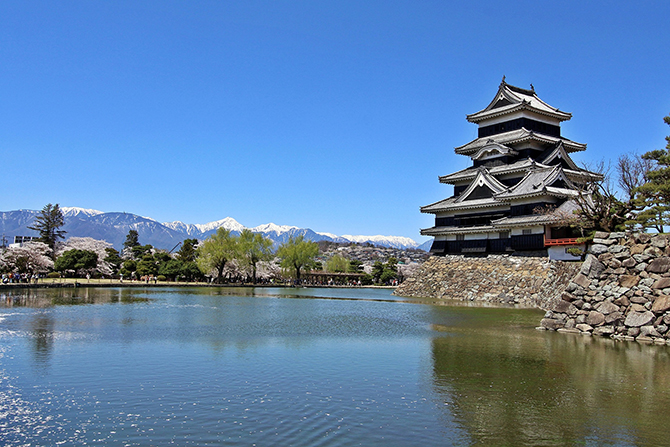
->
540 232 670 344
394 253 580 308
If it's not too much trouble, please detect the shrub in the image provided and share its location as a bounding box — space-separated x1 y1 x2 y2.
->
157 275 167 282
46 272 61 278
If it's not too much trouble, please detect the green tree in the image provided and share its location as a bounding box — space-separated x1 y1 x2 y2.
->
632 114 670 232
177 238 199 262
196 227 238 283
325 254 349 273
180 261 203 282
348 259 363 273
136 254 158 277
104 248 123 275
55 249 98 276
159 259 183 281
27 203 66 256
276 235 318 283
237 229 273 283
123 229 140 251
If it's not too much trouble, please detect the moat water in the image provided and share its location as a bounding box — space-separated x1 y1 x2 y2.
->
1 287 669 446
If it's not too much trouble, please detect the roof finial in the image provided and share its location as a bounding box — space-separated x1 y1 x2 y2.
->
501 75 506 84
530 83 534 91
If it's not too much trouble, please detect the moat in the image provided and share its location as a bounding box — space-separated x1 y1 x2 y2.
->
1 287 669 446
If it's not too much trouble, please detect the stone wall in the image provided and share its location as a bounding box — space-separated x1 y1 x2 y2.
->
394 253 581 308
540 232 670 344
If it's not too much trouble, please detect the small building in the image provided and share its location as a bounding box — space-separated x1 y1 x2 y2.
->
421 78 601 256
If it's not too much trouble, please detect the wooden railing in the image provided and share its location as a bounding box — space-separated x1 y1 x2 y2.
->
544 236 580 246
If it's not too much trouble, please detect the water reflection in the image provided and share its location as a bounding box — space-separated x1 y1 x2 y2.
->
429 307 670 446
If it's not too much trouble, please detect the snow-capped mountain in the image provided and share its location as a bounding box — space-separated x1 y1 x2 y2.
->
341 234 420 250
1 207 430 251
60 206 104 218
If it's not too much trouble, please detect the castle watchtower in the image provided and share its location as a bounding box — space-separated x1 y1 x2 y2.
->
421 78 601 256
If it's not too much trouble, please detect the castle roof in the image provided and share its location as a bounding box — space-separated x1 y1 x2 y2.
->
454 128 586 155
466 78 572 124
494 165 580 200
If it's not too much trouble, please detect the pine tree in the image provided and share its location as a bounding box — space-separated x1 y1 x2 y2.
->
632 115 670 232
27 203 66 256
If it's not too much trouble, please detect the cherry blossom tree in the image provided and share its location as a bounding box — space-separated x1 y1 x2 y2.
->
0 242 54 274
57 237 114 276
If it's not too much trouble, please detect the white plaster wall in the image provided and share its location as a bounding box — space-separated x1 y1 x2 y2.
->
548 245 584 261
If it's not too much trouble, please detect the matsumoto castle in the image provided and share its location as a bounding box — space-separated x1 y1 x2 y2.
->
421 78 601 259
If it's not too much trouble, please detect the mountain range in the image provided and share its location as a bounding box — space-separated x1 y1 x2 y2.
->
1 207 431 252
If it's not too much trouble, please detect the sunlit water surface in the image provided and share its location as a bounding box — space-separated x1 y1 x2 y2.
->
1 287 669 446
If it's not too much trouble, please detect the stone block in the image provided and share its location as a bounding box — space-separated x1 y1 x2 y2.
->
652 295 670 313
598 253 614 262
631 303 647 312
596 301 620 315
618 275 640 288
621 258 637 268
589 244 609 255
605 311 623 324
624 311 655 327
576 323 593 332
647 257 670 274
572 274 591 289
651 236 668 248
594 231 610 239
630 244 647 255
586 311 605 326
653 278 670 289
540 318 563 330
634 263 649 273
561 292 576 302
644 247 664 257
594 326 615 336
614 296 630 306
548 299 576 314
593 238 616 245
609 232 626 239
557 328 581 334
635 233 652 244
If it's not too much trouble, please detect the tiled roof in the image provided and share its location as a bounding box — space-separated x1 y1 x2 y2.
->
420 225 499 236
491 200 581 227
467 80 572 123
455 128 586 155
439 158 540 183
494 165 580 200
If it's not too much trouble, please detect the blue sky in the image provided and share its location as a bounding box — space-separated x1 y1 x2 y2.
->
1 1 668 243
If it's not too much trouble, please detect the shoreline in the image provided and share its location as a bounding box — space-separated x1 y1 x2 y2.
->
0 280 396 290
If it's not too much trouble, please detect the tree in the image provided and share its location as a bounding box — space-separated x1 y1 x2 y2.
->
177 238 199 262
630 114 670 232
55 249 98 276
237 229 273 283
196 227 238 283
104 248 123 275
136 254 158 277
536 154 647 234
27 203 66 256
325 254 349 273
159 259 183 281
123 230 140 251
0 242 54 275
57 237 115 276
276 235 318 283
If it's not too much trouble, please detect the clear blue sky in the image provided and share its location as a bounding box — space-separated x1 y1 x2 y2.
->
1 1 668 243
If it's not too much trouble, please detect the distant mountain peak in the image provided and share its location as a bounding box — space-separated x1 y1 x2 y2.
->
251 222 300 234
60 206 104 217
